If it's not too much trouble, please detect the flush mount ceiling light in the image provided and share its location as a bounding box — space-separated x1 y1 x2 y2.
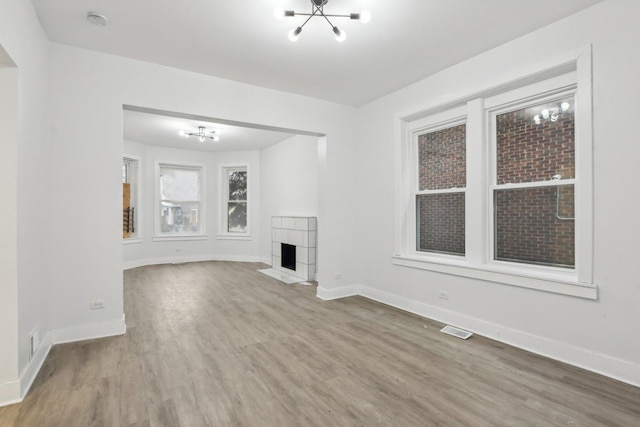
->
86 12 109 27
275 0 371 42
179 126 220 142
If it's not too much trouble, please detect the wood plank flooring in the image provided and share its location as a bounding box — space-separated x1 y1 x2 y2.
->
1 261 639 426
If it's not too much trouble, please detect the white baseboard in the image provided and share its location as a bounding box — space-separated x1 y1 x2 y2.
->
316 284 362 301
260 256 272 266
316 284 640 388
52 314 126 344
0 379 20 408
0 315 126 408
123 254 263 270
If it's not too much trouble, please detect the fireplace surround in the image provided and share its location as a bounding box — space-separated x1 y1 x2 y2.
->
272 216 317 281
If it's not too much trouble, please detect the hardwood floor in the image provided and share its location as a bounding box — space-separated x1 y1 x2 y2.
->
1 261 639 426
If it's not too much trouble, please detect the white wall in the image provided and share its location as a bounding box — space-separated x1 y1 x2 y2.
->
0 0 53 405
260 135 319 264
48 43 358 340
353 0 640 386
123 139 262 268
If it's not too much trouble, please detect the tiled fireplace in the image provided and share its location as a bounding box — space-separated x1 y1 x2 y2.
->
272 216 317 281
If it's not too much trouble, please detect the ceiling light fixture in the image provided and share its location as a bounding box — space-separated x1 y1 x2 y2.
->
86 12 109 27
275 0 370 42
179 126 220 142
533 101 571 125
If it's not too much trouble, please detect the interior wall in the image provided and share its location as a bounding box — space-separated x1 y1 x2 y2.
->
123 139 262 268
354 0 640 385
260 134 319 265
48 43 358 336
0 0 52 404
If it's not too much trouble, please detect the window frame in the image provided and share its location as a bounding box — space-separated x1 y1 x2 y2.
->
122 155 142 243
217 163 251 240
393 47 595 299
411 105 468 259
153 161 207 241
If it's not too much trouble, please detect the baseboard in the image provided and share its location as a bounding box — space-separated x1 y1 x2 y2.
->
123 254 263 270
52 314 126 344
0 315 126 408
0 379 20 408
317 284 640 388
316 284 362 301
260 256 272 266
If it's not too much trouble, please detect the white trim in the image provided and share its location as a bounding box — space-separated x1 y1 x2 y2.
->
316 285 361 301
51 314 126 345
315 285 639 388
392 255 596 299
123 254 263 270
122 237 143 245
0 379 20 408
215 234 252 241
151 235 208 242
395 46 594 297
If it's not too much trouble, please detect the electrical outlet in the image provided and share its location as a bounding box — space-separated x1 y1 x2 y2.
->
335 273 342 280
438 291 450 300
90 300 106 310
30 328 40 360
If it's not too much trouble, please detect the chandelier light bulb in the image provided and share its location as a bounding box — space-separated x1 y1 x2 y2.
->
533 115 541 125
360 10 371 24
560 102 570 112
179 130 186 137
333 26 346 42
541 109 550 119
212 135 220 142
289 27 302 42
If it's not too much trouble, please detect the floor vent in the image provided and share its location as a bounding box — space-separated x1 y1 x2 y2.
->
440 325 473 340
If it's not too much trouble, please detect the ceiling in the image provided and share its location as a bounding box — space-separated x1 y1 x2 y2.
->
123 108 298 152
31 0 603 107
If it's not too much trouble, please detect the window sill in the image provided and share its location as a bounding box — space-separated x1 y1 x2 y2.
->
152 235 208 242
123 237 143 245
216 234 252 241
392 254 597 300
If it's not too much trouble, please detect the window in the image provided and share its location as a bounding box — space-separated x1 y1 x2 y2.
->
492 95 575 268
122 157 140 240
157 163 204 237
394 48 594 299
416 122 466 256
219 165 249 238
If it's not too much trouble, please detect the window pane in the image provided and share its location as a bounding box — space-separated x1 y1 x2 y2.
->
228 202 247 233
418 124 466 190
494 185 574 268
160 167 201 201
228 170 247 201
417 193 465 256
160 201 200 233
496 97 574 185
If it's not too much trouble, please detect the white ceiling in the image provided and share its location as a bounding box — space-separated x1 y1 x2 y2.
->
123 108 299 152
31 0 603 107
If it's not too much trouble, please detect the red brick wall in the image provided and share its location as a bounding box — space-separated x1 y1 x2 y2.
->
417 193 465 255
418 124 466 190
495 186 575 267
497 97 574 184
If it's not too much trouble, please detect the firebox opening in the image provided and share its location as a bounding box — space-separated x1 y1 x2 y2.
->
281 243 296 271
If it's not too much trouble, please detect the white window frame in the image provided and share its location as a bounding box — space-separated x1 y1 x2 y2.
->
393 47 595 299
123 155 142 244
217 164 251 240
153 161 207 241
411 105 467 259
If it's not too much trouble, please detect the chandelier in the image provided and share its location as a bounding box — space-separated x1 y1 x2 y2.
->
179 126 219 142
275 0 371 42
533 101 571 125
